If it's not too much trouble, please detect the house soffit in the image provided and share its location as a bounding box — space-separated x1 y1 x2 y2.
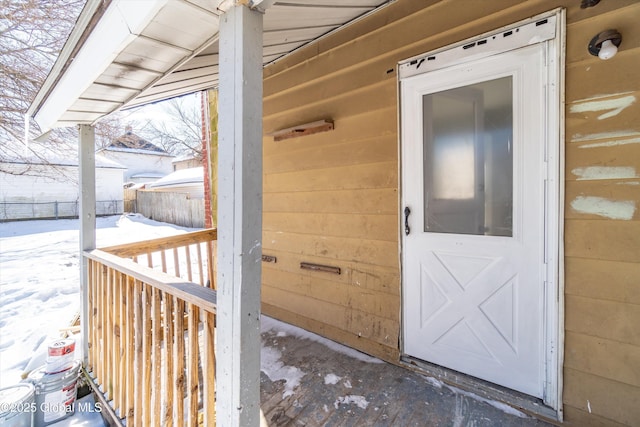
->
29 0 393 132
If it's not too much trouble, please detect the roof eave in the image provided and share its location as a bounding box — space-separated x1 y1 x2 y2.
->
27 0 109 124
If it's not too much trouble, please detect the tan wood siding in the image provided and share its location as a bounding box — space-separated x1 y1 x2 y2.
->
260 1 640 424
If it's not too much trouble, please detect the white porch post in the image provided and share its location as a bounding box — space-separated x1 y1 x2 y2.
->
217 3 263 427
78 124 96 366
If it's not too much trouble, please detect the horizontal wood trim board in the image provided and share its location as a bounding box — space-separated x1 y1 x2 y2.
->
564 258 640 305
564 330 640 388
263 188 399 216
263 267 399 320
263 230 399 269
262 287 399 349
264 134 398 175
264 161 398 193
566 143 640 181
261 249 400 296
270 120 334 141
262 303 400 362
563 367 640 426
561 406 628 427
263 212 397 243
565 220 640 263
565 294 640 346
263 79 397 132
566 51 639 103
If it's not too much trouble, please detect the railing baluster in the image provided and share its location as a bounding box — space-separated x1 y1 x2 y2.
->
187 303 199 427
125 276 135 424
196 243 205 286
207 241 215 289
174 297 185 426
142 284 152 426
133 280 143 427
161 250 168 273
203 310 216 425
99 264 106 390
114 271 123 414
186 245 193 282
88 260 96 376
173 248 180 277
163 295 175 426
152 287 162 426
106 267 114 401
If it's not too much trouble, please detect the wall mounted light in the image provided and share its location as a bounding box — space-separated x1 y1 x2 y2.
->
588 29 622 60
580 0 600 8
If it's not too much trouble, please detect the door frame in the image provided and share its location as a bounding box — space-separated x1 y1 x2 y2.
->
397 9 565 418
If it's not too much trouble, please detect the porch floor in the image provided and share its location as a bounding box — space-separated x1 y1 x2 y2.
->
260 318 554 427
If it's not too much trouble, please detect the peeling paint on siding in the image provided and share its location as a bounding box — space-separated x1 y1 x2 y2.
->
579 137 640 149
570 95 636 120
571 196 636 220
572 131 640 143
572 166 637 181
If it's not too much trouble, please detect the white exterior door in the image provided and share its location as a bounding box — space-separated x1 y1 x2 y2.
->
401 39 552 398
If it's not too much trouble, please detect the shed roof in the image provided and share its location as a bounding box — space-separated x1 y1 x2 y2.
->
28 0 391 132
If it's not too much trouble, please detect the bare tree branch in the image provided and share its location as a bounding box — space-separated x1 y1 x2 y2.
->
0 0 86 175
125 94 204 160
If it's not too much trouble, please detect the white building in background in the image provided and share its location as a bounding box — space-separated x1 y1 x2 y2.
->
172 154 202 171
97 126 174 184
147 167 204 199
0 145 126 220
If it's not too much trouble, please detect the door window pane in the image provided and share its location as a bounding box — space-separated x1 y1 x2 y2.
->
423 76 513 236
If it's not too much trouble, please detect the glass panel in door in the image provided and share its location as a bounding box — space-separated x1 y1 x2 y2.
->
423 76 513 236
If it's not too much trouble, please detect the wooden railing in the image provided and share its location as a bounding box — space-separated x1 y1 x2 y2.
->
101 228 217 289
85 229 218 426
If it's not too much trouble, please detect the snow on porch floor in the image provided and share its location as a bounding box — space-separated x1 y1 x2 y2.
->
259 317 553 427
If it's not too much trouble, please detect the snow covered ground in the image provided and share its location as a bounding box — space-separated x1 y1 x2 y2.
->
0 214 194 388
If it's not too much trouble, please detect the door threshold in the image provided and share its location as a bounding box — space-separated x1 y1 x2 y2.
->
400 356 560 424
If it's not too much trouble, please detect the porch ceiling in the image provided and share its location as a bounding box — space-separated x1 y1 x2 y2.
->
28 0 392 132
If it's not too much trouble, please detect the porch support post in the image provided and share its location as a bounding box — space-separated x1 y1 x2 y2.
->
217 3 263 427
78 124 96 366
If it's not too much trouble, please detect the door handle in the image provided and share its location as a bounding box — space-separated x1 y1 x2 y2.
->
404 207 411 236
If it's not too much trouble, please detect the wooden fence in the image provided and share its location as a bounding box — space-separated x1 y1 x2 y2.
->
128 190 204 228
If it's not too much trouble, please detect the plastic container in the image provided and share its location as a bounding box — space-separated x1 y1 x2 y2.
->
0 383 35 427
44 339 75 374
27 360 80 427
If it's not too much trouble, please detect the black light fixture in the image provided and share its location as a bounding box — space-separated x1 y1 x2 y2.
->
588 29 622 60
580 0 600 8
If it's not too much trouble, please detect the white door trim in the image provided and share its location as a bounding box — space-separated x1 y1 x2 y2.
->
398 9 565 417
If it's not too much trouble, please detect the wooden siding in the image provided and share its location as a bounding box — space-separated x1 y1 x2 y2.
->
260 1 640 425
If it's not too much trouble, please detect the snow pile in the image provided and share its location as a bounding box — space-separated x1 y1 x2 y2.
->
324 373 341 385
334 395 369 410
260 346 305 399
